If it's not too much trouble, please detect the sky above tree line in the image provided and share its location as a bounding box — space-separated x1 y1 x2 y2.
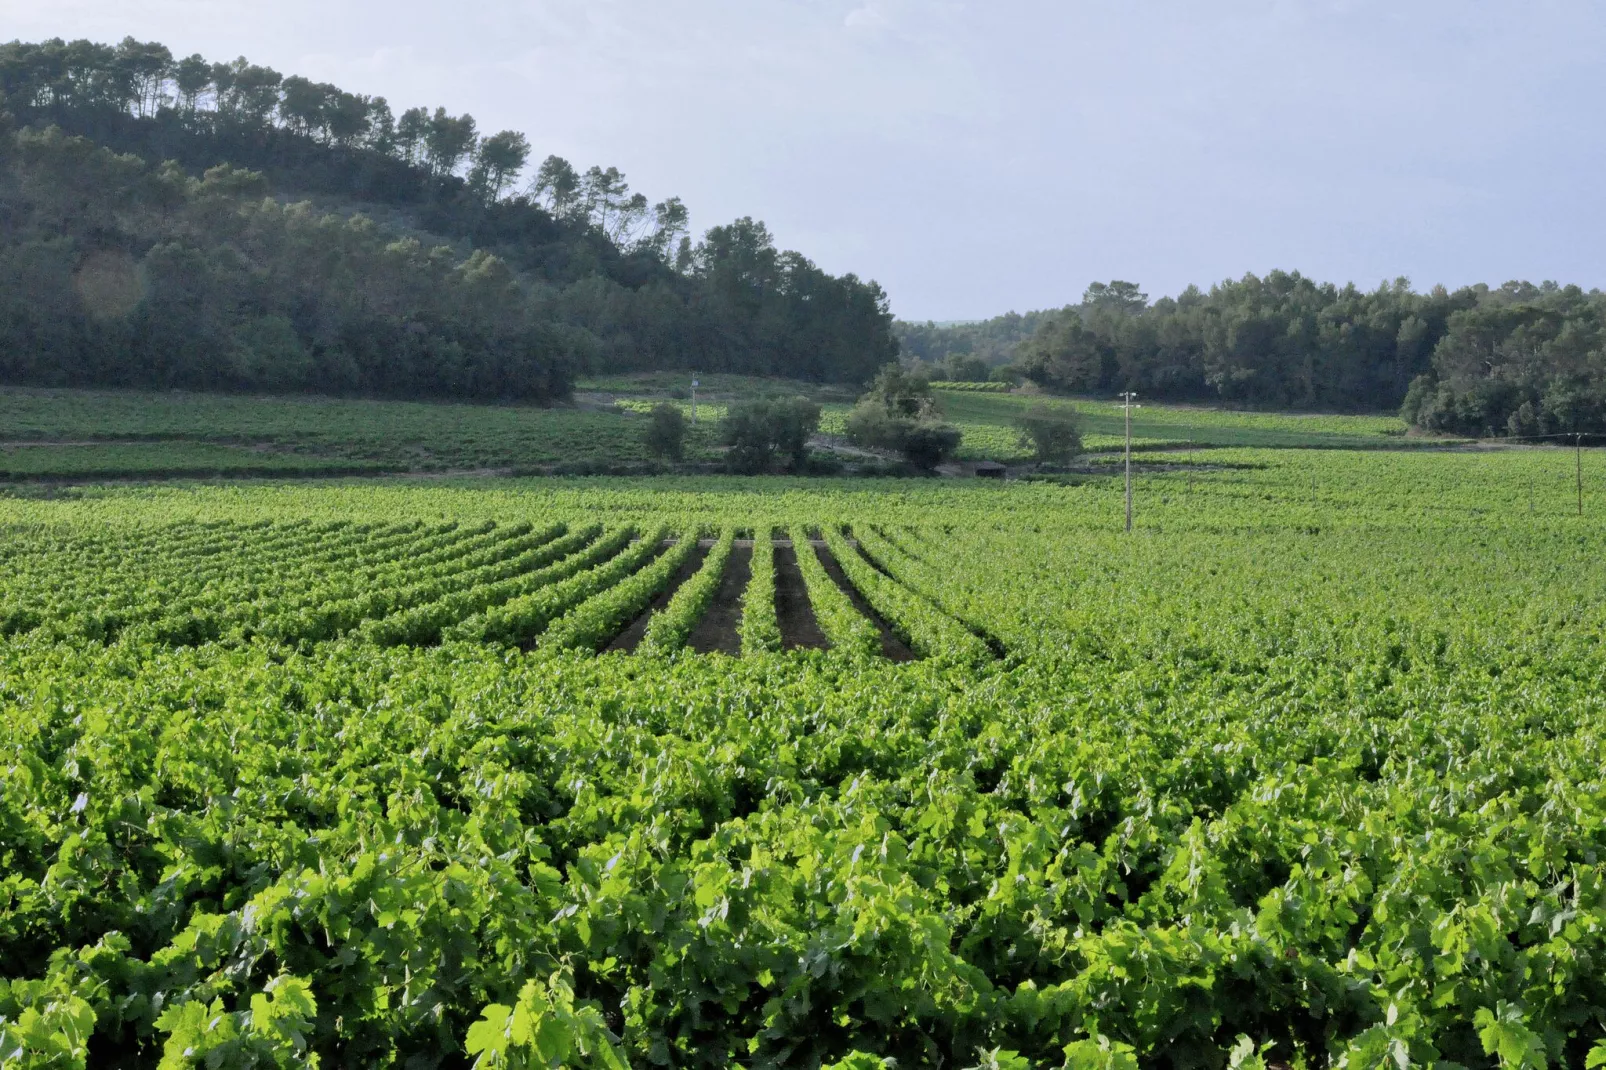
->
7 0 1606 320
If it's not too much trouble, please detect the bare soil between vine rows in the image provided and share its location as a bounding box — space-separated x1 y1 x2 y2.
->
686 544 750 655
813 544 916 662
773 544 829 651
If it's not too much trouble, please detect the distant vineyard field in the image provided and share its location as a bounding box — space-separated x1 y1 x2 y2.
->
2 447 1605 1067
928 380 1012 392
0 384 1455 482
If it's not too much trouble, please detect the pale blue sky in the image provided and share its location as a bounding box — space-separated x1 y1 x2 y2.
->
6 0 1604 319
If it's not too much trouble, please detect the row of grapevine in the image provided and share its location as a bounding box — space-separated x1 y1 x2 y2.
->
929 379 1012 392
245 522 567 645
0 519 303 623
853 523 1003 657
120 521 468 647
787 525 880 660
541 530 705 652
0 515 986 663
640 529 738 656
124 521 440 640
128 520 509 646
447 525 669 646
0 521 426 643
739 531 783 656
820 526 993 664
355 524 611 647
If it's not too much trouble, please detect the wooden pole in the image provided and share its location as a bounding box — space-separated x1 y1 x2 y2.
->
1579 433 1585 517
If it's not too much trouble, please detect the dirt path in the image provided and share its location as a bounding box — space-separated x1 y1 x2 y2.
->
813 544 916 662
773 545 829 650
605 543 710 653
686 544 750 655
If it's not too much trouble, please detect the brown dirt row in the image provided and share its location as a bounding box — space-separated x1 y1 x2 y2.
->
772 545 829 650
686 544 751 655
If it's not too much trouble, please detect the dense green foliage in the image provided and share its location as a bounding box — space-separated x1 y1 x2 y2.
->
910 278 1606 437
720 398 822 474
844 365 963 469
0 38 898 398
1 124 578 401
895 312 1051 368
1014 403 1083 465
1398 283 1606 438
643 404 688 462
2 450 1604 1066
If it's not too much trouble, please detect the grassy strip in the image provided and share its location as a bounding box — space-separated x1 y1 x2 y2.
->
821 526 990 665
788 524 879 661
740 530 782 656
543 530 705 654
358 525 609 647
447 525 668 647
640 529 736 656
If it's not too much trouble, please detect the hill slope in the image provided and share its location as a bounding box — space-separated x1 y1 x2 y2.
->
0 38 899 401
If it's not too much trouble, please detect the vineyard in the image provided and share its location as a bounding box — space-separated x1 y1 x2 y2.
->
2 448 1605 1067
0 383 1445 481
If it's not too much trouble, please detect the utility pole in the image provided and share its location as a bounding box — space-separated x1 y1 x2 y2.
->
691 376 699 426
1119 392 1138 532
1579 433 1585 517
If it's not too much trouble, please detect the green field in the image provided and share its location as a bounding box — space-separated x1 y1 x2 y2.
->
929 389 1430 457
0 442 388 480
0 384 1451 482
2 444 1605 1067
0 388 660 476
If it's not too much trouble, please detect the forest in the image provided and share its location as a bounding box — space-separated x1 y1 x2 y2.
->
894 311 1050 375
4 39 1600 433
0 38 899 401
939 277 1606 437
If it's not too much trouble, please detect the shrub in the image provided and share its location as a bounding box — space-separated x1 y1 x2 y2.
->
1016 402 1083 464
845 366 962 470
843 399 905 452
643 403 687 461
861 363 938 419
771 397 822 470
901 422 963 470
720 397 821 474
844 402 960 470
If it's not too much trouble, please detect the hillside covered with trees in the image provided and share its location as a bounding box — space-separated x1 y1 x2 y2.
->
0 38 898 401
909 277 1606 437
894 311 1050 374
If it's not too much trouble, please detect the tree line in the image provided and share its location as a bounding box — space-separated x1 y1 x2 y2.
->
908 275 1605 436
0 38 898 399
894 311 1050 379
